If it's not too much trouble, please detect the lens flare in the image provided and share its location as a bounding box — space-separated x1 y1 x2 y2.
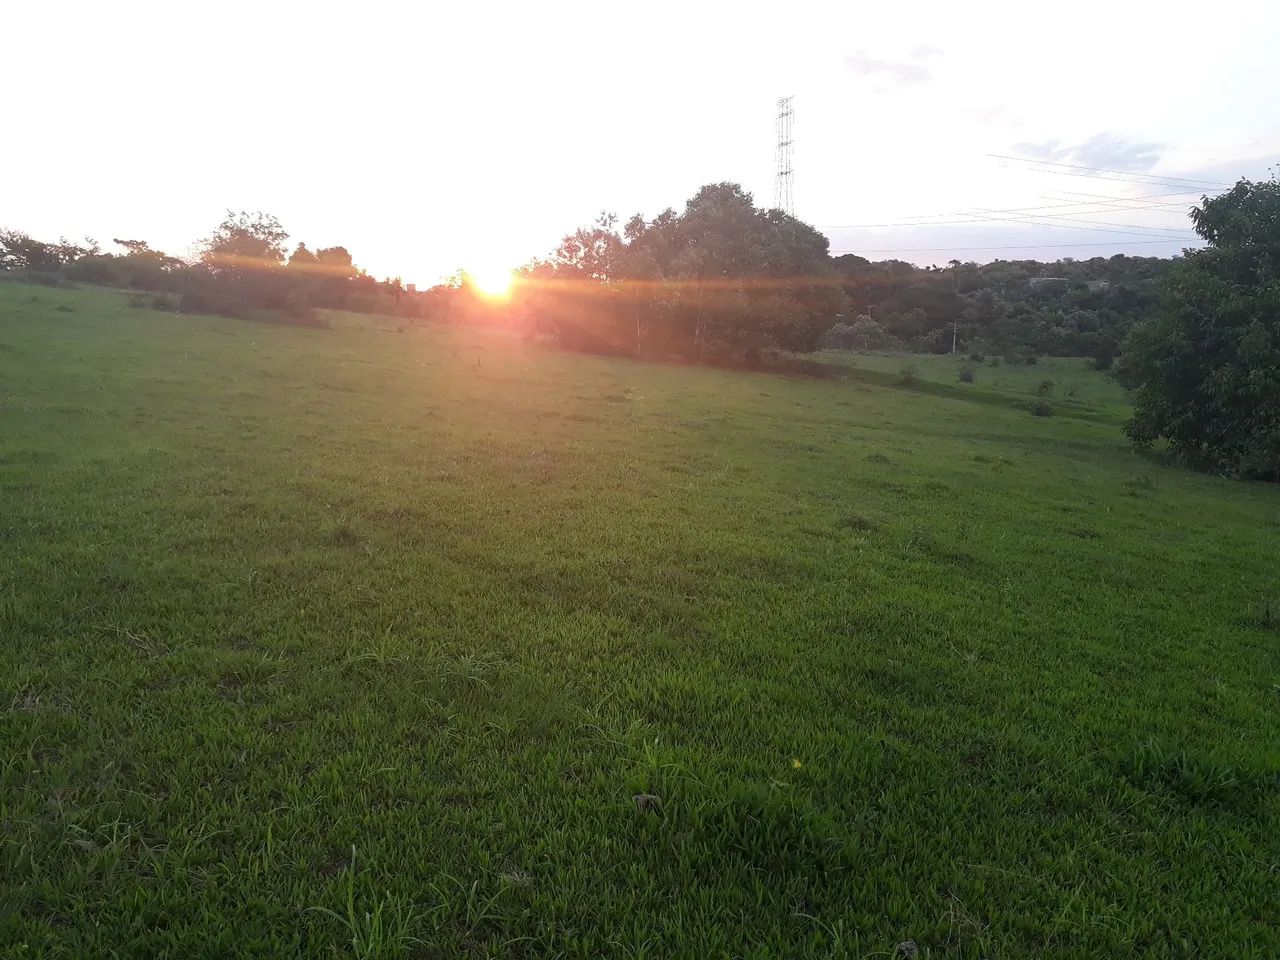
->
469 266 514 300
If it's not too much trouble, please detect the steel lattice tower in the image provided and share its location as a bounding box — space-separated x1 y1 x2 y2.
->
774 96 794 215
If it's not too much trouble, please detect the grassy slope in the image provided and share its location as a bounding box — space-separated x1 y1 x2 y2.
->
814 350 1131 423
1 284 1277 959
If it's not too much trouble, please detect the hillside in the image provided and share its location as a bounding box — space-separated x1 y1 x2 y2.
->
2 283 1276 958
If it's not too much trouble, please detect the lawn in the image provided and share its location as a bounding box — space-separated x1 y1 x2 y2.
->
813 350 1131 421
1 283 1277 958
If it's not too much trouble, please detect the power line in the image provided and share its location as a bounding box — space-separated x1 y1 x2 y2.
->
821 210 1194 240
831 238 1197 254
988 156 1228 189
817 189 1214 229
1050 188 1211 206
983 152 1223 189
1031 169 1226 189
968 207 1194 235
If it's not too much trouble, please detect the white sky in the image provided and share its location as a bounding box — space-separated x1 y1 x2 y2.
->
6 0 1277 285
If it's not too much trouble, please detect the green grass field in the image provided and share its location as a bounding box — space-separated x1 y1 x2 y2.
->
812 351 1132 428
2 283 1277 958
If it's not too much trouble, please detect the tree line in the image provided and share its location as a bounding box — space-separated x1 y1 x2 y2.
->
826 251 1169 364
0 192 1178 361
3 176 1276 478
0 212 438 322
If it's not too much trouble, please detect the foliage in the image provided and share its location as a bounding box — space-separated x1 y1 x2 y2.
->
2 283 1277 957
832 252 1171 357
523 183 846 363
0 230 95 272
1116 178 1280 480
822 315 896 351
0 216 435 324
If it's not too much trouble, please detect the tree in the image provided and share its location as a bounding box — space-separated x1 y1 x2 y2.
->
187 211 291 315
199 211 289 275
315 246 356 278
288 243 317 269
528 183 845 360
0 230 56 271
1116 178 1280 480
112 237 183 280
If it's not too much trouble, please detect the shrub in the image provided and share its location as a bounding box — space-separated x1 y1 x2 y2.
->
1093 351 1114 371
988 356 1001 367
283 288 313 319
1024 354 1040 365
9 270 73 288
958 367 975 383
1124 474 1156 496
1030 400 1054 417
968 351 985 362
1037 379 1055 396
898 363 918 386
129 291 182 312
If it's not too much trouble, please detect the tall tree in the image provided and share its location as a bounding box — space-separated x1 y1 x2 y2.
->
528 183 845 360
1116 178 1280 480
199 211 289 275
288 243 317 268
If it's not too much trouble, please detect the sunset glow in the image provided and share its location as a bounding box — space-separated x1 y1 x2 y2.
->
469 266 515 301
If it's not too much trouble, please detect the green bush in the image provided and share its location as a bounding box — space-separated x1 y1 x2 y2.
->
1030 400 1054 417
958 367 975 383
1117 178 1280 480
1036 379 1055 396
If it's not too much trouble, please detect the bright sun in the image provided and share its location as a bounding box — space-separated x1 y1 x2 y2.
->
468 266 515 300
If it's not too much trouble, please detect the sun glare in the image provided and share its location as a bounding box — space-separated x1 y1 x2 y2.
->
469 266 515 300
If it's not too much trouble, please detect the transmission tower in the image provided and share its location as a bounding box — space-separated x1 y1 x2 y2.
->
774 96 794 215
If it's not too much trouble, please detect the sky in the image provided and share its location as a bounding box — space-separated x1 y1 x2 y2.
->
6 0 1278 286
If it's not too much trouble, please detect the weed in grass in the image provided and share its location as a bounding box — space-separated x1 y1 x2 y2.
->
1124 474 1156 497
1120 740 1276 806
309 852 424 960
840 512 877 532
1030 399 1054 417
